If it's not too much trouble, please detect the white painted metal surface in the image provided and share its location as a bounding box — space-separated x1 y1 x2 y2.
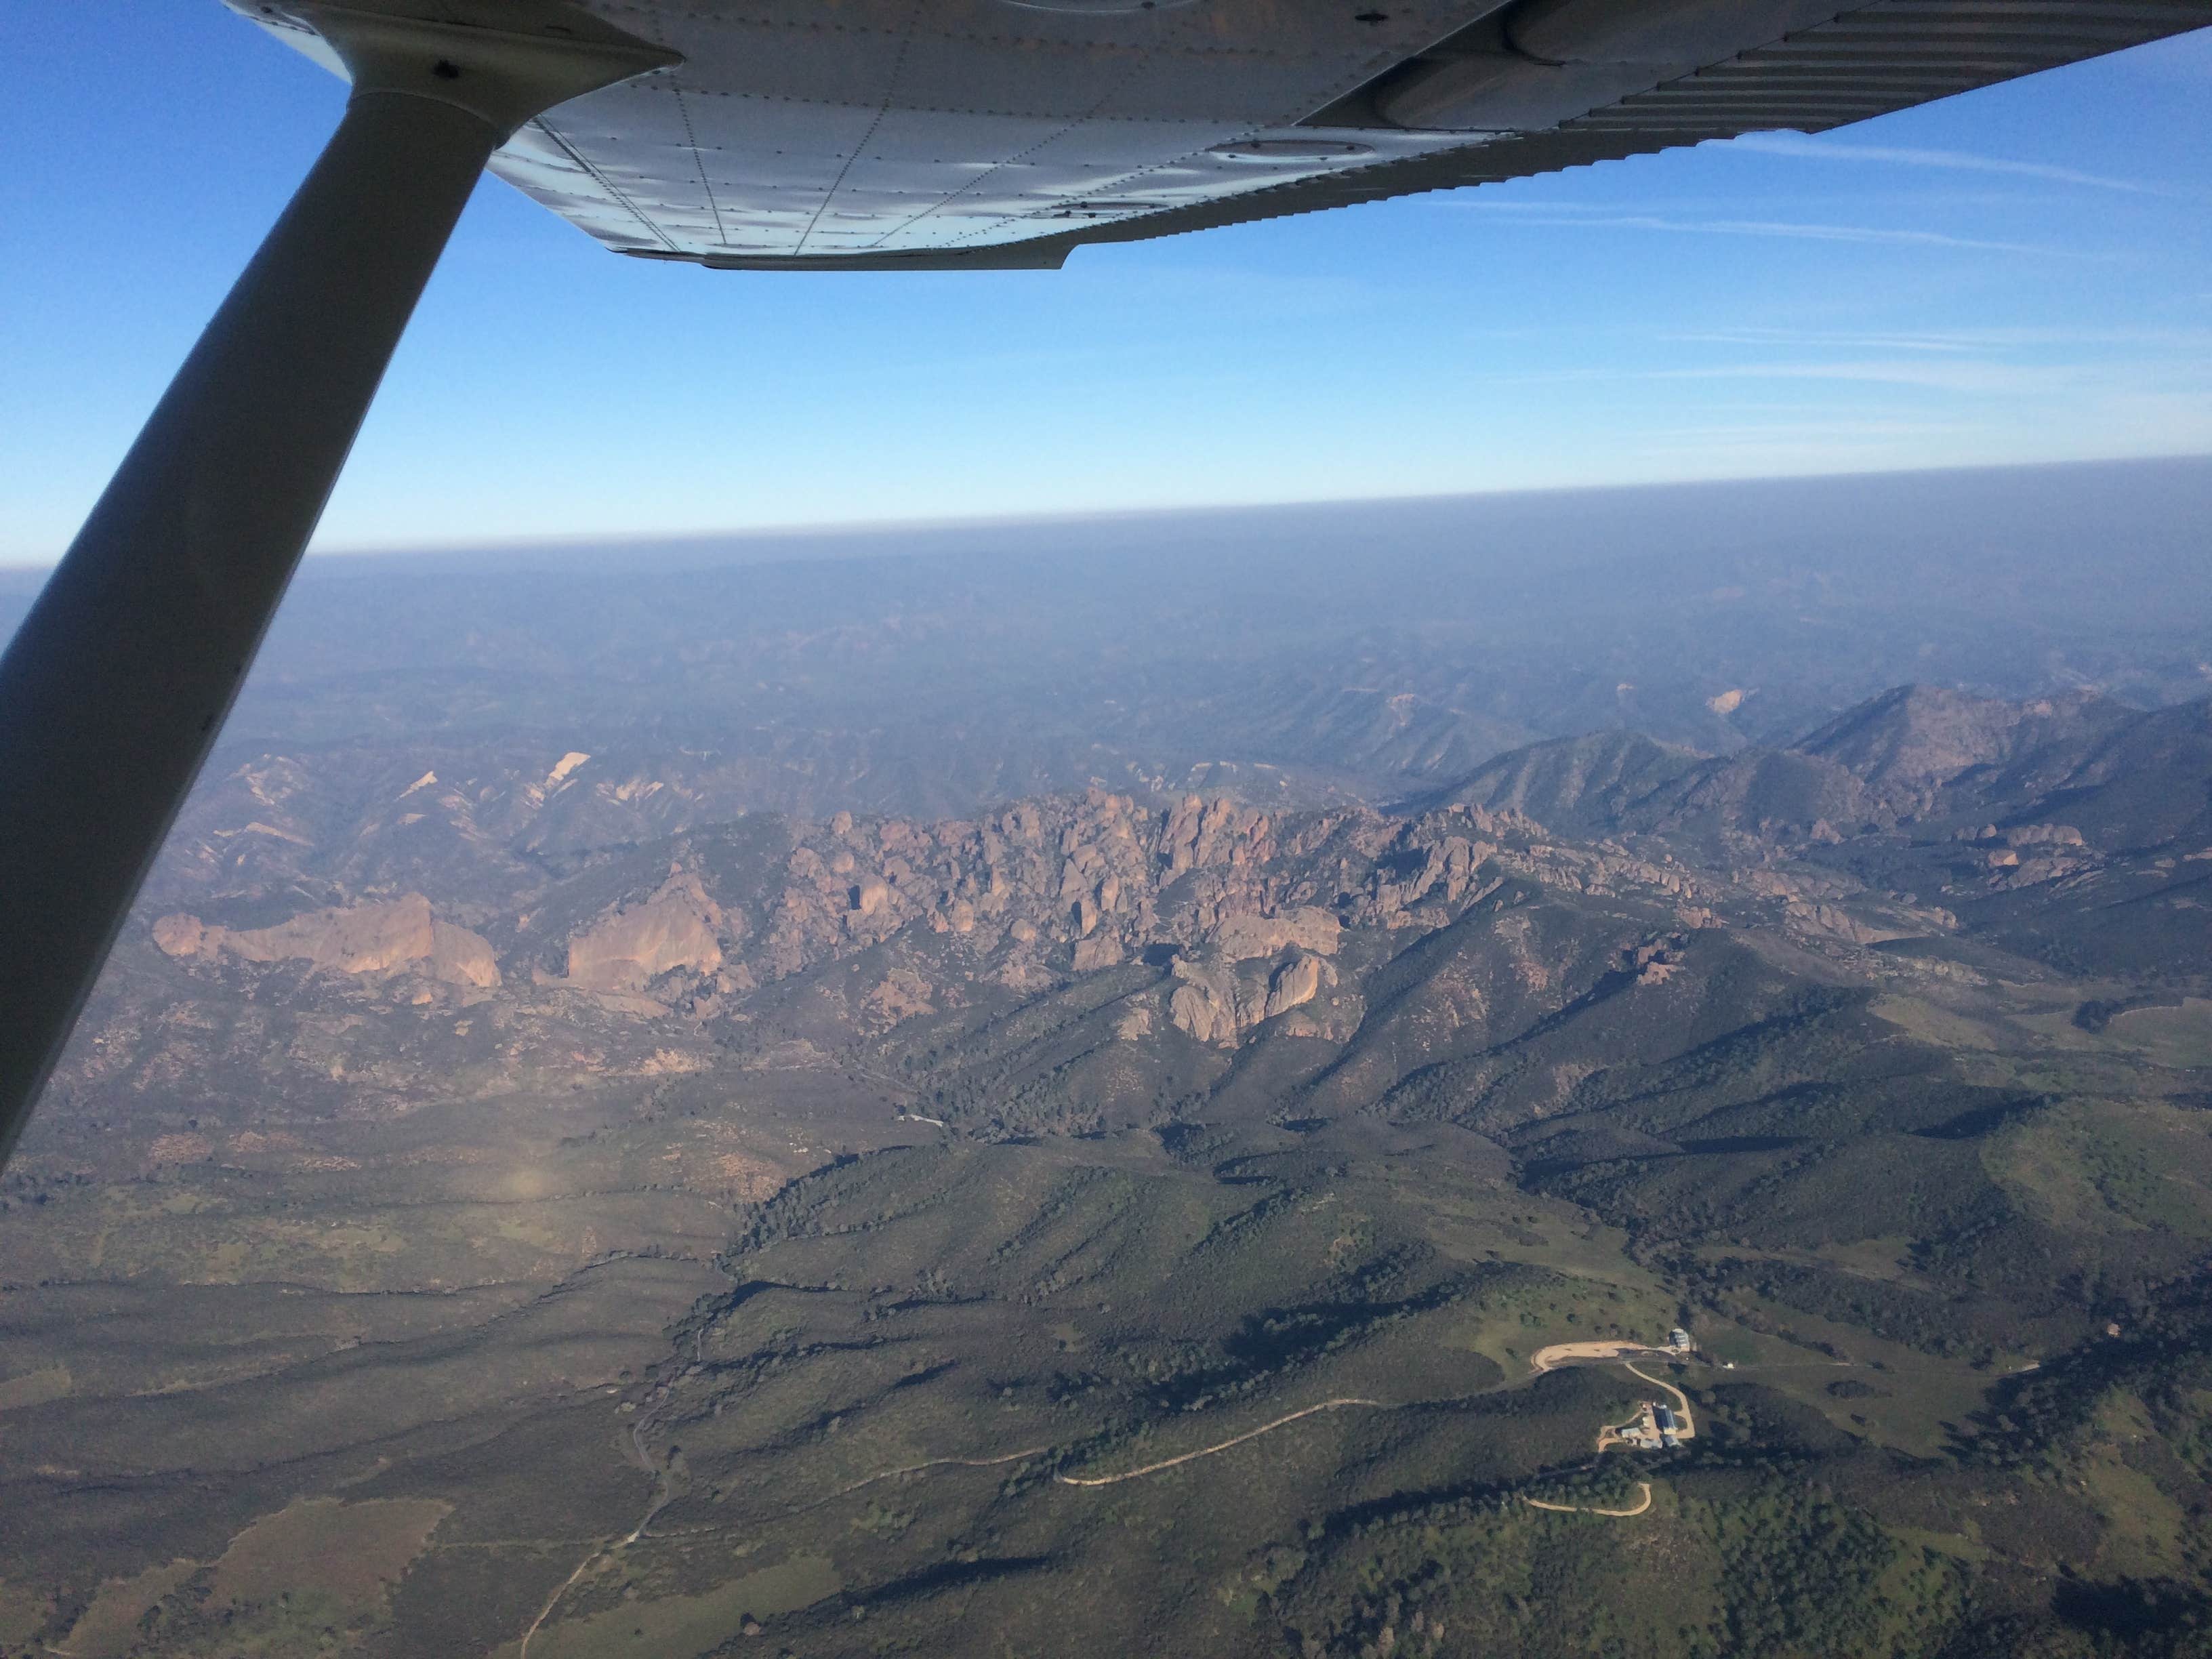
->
232 0 2212 269
491 0 1493 264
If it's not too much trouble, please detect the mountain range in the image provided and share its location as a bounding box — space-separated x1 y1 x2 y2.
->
1 468 2209 1658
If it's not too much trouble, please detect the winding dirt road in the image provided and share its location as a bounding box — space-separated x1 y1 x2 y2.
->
837 1446 1047 1498
516 1418 672 1659
515 1361 1686 1650
1054 1397 1385 1488
1525 1481 1654 1519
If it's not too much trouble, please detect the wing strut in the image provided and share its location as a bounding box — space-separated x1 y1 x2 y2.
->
0 6 676 1169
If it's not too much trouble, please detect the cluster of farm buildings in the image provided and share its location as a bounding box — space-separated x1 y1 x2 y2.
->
1610 1330 1696 1450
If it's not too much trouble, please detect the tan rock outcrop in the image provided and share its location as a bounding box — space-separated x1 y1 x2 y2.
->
428 922 502 989
152 894 499 988
1270 988 1365 1043
1365 836 1492 920
545 752 591 788
1160 794 1272 876
226 894 438 974
1071 933 1124 972
1167 958 1245 1046
567 874 723 993
1111 997 1156 1041
1168 977 1238 1046
1263 953 1329 1019
1209 906 1339 962
151 914 207 958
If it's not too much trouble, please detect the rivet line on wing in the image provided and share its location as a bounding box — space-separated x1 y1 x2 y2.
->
672 81 728 247
795 0 924 257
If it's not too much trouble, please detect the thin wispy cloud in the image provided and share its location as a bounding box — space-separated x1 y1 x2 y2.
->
1670 329 1982 355
1664 325 2212 354
1729 131 2174 197
1639 352 2212 409
1460 331 2212 411
1456 203 2081 258
1465 359 2072 396
1642 359 2085 395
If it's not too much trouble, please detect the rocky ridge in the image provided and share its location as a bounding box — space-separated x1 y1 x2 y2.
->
117 684 2205 1143
145 775 1935 1078
1430 685 2212 859
152 893 499 989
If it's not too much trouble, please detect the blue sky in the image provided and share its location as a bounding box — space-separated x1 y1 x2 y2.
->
2 4 2209 560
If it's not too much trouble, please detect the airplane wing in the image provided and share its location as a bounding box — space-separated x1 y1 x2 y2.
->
242 0 2212 271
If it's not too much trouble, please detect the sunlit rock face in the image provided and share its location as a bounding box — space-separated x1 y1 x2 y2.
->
1167 958 1241 1047
152 893 499 987
1263 951 1327 1019
565 872 725 992
1210 906 1339 961
1164 947 1339 1046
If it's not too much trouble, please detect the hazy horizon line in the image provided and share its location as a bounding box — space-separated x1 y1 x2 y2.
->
4 449 2209 579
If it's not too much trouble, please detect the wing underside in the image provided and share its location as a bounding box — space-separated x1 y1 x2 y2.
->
254 0 2212 270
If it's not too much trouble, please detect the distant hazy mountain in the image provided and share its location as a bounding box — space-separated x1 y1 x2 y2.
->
1429 684 2212 857
13 457 2207 832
